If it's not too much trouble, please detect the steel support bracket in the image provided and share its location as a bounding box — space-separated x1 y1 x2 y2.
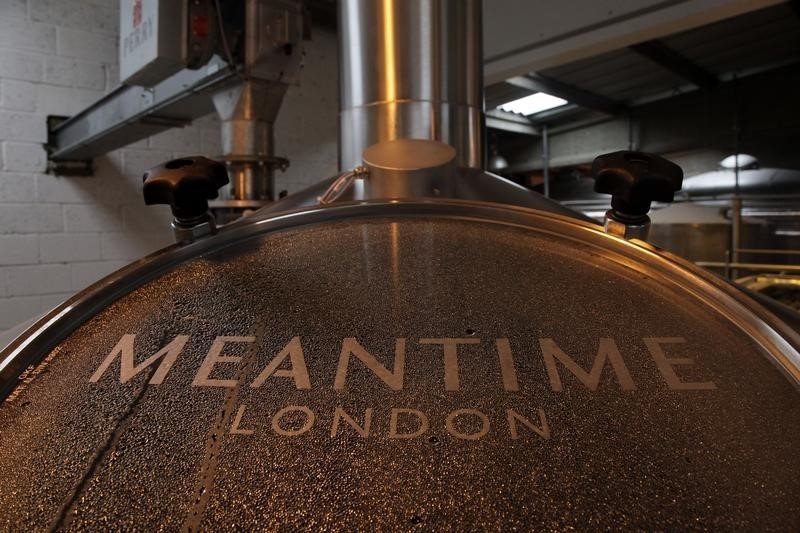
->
46 159 94 177
46 115 94 176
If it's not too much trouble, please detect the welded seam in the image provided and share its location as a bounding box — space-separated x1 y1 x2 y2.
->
4 347 61 405
47 330 174 531
181 324 264 531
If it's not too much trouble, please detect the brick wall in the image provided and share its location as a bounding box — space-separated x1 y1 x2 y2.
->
0 0 339 334
275 28 340 195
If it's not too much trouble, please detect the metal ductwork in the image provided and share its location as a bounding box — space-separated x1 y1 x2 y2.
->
212 0 304 210
44 0 305 217
338 0 484 171
212 81 288 205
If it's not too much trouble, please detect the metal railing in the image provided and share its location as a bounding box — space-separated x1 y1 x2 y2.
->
697 248 800 279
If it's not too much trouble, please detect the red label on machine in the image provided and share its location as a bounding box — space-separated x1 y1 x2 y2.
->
132 0 142 28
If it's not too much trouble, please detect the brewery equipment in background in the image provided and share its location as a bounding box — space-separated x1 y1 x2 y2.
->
48 0 307 221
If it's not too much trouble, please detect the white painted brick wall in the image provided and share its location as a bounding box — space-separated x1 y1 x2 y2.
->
63 204 123 232
0 297 40 330
0 235 39 265
0 49 44 82
6 263 72 296
3 142 47 172
45 56 106 90
57 28 118 63
0 1 338 334
0 204 63 233
0 0 174 331
0 1 28 23
275 29 340 194
0 80 38 112
70 260 127 290
0 20 57 53
0 112 48 142
40 233 102 263
0 172 35 202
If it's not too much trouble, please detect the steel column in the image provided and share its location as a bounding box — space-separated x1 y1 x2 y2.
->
338 0 484 170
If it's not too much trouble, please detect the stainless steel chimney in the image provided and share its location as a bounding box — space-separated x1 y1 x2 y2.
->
338 0 484 171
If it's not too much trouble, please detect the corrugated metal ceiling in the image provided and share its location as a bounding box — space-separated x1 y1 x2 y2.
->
492 2 800 121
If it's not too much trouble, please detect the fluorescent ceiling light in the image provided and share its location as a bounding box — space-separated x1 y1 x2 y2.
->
498 92 567 116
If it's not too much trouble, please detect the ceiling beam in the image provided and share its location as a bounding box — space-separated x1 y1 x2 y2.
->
630 39 719 89
486 109 540 136
527 103 585 124
506 74 625 116
484 83 531 110
483 0 784 84
504 64 800 173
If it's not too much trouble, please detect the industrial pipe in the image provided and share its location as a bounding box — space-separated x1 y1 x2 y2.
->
338 0 484 171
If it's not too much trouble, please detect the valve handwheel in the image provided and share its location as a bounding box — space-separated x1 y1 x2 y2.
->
142 156 230 242
592 150 683 240
143 157 229 220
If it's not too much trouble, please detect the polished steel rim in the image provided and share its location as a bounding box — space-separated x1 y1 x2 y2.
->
2 198 799 398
